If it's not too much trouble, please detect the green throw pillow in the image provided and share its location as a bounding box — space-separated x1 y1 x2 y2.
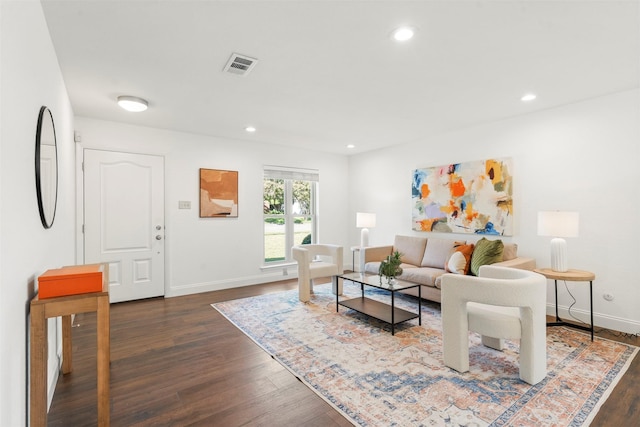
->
470 238 504 276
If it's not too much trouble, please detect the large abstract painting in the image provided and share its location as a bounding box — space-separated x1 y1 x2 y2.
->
412 158 513 235
200 168 238 217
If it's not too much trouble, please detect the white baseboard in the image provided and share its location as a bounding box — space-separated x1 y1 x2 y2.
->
547 303 640 335
166 270 297 298
48 350 61 411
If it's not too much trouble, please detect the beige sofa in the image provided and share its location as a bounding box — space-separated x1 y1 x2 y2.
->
360 235 535 303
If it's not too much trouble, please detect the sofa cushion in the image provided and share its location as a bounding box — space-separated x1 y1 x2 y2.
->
470 238 504 276
420 238 461 268
445 243 475 275
503 243 518 261
393 235 427 267
364 262 380 275
364 261 418 275
398 267 445 288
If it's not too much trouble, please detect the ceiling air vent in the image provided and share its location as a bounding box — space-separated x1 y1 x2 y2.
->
223 53 258 76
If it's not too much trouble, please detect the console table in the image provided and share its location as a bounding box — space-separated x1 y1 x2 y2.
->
535 268 595 341
30 267 110 426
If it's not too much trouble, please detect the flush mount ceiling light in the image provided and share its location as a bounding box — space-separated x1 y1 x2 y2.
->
346 144 355 149
392 26 415 42
117 96 148 112
521 93 537 102
245 126 256 133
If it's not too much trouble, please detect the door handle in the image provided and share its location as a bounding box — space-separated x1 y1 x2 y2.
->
156 235 162 240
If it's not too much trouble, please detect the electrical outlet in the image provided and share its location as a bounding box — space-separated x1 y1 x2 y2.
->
603 293 614 301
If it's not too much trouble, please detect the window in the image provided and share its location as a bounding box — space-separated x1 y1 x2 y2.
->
263 166 318 264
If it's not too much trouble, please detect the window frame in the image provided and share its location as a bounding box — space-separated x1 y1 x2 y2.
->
263 166 319 265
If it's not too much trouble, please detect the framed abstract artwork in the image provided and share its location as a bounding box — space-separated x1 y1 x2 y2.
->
199 168 238 217
411 158 513 235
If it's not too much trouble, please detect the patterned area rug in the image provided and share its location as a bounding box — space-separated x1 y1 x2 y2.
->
212 282 637 426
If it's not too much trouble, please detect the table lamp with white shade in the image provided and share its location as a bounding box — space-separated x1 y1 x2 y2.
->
537 211 579 272
356 212 376 248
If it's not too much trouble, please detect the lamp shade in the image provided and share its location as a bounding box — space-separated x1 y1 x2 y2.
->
356 212 376 228
537 211 579 238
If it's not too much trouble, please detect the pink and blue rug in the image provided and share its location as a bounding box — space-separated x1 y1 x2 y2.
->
212 282 637 426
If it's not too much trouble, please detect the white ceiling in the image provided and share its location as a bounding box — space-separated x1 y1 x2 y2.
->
41 0 639 155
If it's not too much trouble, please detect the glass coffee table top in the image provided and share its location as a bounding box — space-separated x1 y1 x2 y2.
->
338 272 418 292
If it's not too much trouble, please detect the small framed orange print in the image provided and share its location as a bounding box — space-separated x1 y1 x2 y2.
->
199 168 238 218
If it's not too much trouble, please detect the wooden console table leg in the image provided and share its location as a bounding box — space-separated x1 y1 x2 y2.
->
97 294 111 426
62 314 73 374
30 303 47 427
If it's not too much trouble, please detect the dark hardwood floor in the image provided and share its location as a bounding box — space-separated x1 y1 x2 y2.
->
47 278 638 426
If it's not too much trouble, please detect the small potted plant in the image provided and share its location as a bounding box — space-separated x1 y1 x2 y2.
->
379 251 403 284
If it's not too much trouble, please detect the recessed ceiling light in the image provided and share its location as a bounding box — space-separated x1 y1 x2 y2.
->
521 93 537 102
117 95 148 112
245 126 256 133
346 144 355 149
392 26 415 42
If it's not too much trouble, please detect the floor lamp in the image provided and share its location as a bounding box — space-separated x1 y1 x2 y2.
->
537 211 579 272
356 212 376 248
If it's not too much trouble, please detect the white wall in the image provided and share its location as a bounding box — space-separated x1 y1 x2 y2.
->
349 89 640 334
0 1 75 425
74 117 351 297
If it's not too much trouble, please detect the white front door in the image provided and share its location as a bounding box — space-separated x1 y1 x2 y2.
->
84 149 165 303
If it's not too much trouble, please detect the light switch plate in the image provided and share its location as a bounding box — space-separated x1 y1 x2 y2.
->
178 201 191 209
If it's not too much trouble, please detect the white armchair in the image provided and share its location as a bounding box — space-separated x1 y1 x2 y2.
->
292 244 344 302
441 265 547 385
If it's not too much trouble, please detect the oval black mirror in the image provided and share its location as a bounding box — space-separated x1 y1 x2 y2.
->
35 106 58 229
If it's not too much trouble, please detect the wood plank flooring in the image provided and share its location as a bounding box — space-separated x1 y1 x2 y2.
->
46 278 639 426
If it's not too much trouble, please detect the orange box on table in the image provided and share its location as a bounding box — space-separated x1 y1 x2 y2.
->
38 264 105 299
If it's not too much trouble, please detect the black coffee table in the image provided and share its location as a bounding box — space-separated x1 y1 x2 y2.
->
334 272 421 335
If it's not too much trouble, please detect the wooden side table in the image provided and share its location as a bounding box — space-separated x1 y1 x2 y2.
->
534 268 595 341
30 268 110 426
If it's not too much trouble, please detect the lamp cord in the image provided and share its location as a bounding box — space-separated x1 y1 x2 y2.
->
562 280 587 325
563 280 640 340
